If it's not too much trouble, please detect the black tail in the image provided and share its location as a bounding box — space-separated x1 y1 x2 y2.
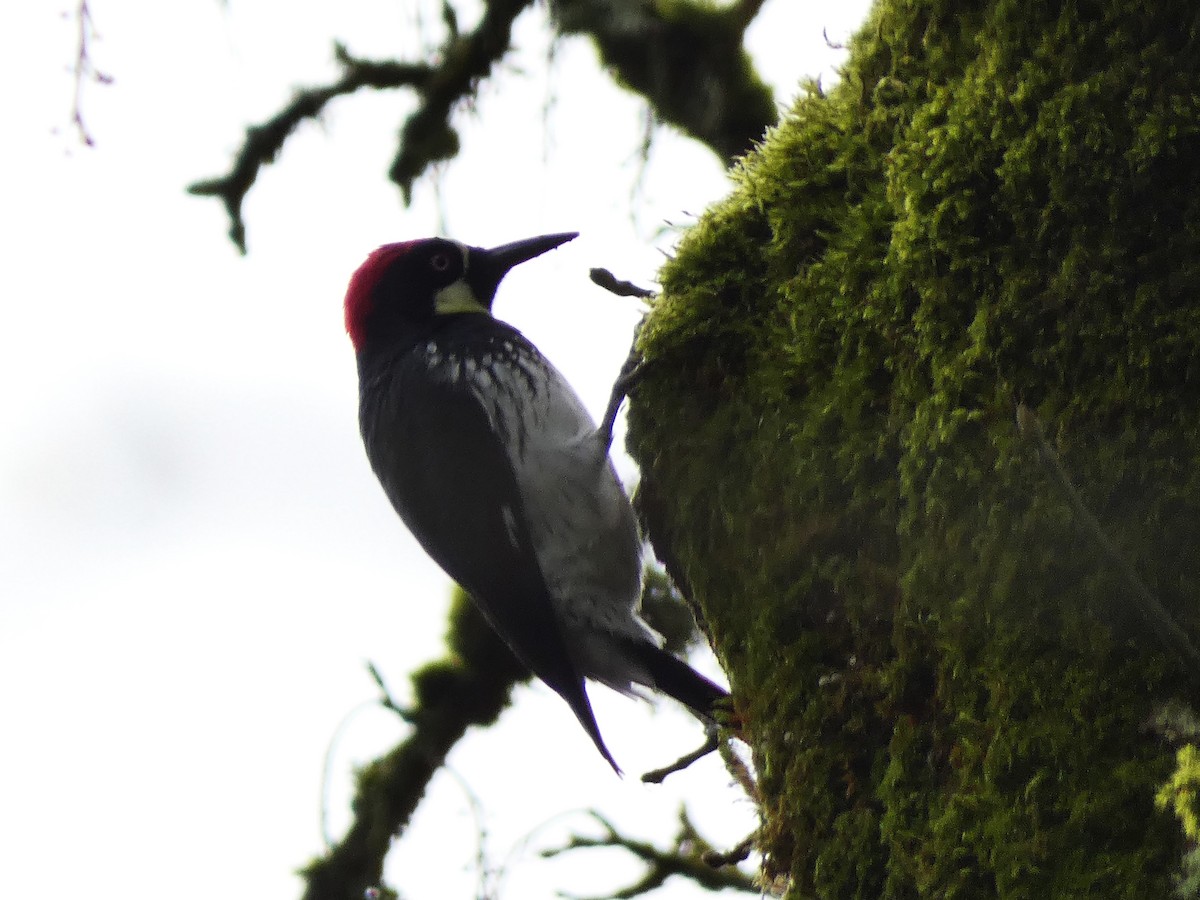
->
624 640 728 719
553 677 621 775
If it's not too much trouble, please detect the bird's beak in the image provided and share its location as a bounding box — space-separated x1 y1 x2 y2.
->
483 232 579 273
468 232 578 308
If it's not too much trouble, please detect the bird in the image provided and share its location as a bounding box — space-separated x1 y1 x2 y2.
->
343 231 728 771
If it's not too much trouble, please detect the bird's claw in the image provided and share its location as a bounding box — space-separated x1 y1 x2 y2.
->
597 349 645 452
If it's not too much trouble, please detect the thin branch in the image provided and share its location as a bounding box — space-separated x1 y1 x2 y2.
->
542 809 760 899
316 664 418 847
318 700 380 849
822 26 849 51
300 592 529 900
491 808 617 899
589 267 655 300
641 726 719 784
628 105 656 215
388 0 533 202
191 0 776 251
70 0 113 147
366 660 414 720
703 831 756 868
439 766 494 900
187 45 433 253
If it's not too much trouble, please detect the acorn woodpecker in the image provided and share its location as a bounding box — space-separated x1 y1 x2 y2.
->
344 232 727 771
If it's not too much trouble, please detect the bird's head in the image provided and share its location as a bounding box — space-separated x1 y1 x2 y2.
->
344 232 578 351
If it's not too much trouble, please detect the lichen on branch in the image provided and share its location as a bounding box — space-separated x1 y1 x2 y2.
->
300 590 529 900
187 45 433 253
542 808 761 899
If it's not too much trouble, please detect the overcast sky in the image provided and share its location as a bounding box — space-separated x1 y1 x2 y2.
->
2 2 871 898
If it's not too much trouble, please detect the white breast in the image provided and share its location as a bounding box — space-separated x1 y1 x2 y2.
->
426 337 648 638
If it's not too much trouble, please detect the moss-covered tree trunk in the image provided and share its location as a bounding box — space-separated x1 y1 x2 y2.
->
628 1 1200 896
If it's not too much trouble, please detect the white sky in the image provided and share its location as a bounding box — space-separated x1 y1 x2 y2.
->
1 1 871 898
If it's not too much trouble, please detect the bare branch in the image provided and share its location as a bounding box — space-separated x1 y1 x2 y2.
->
703 831 755 868
389 0 533 202
589 267 655 299
188 0 537 253
542 808 761 899
190 0 777 251
640 726 719 784
366 659 414 720
300 591 529 900
187 46 433 253
70 0 113 147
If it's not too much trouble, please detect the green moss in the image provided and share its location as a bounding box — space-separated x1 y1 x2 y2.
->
1159 746 1200 843
1157 745 1200 897
627 0 1200 896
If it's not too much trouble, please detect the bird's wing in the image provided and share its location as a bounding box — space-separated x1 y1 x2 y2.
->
362 357 618 770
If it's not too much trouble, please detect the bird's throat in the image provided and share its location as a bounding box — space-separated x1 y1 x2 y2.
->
434 281 490 316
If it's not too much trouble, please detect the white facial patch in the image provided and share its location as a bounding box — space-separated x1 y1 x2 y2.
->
434 280 488 315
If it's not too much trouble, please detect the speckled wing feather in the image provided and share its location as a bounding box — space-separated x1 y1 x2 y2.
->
449 325 649 641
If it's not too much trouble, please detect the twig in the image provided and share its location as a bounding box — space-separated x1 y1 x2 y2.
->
703 831 756 868
822 26 848 51
387 0 530 200
188 46 433 252
542 809 760 899
192 0 777 251
588 267 656 299
300 593 530 900
319 699 383 849
318 664 416 849
366 660 414 720
70 0 113 146
492 808 608 900
439 766 494 900
641 726 719 784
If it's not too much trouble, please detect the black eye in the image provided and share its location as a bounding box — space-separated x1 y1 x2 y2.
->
430 252 452 272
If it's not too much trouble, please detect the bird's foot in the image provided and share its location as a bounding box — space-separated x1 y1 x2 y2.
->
597 351 646 452
589 267 654 453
